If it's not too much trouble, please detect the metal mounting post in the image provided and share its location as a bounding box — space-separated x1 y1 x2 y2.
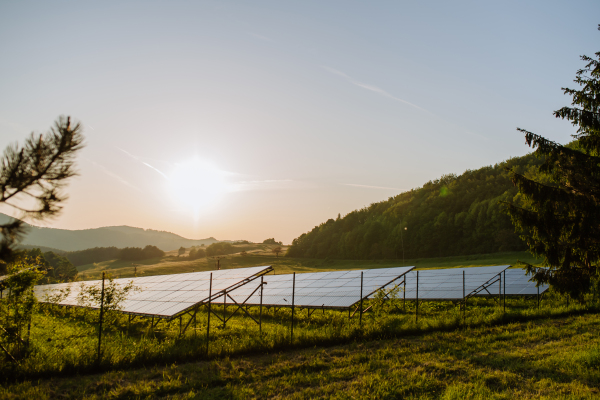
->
403 277 406 311
97 272 105 365
207 273 212 356
462 270 465 323
503 270 506 313
291 272 295 344
259 275 264 334
416 270 419 323
223 288 227 329
359 271 364 328
498 273 501 309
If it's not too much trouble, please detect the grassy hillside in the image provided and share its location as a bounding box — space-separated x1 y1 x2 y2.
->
288 152 546 261
75 243 542 280
3 310 599 398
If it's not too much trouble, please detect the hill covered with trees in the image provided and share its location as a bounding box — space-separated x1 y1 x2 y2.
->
0 214 221 252
287 152 547 260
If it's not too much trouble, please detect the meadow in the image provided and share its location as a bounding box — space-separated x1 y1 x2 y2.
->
76 245 542 280
3 249 598 399
2 298 599 399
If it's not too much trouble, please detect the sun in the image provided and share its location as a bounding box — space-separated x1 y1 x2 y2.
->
167 158 229 211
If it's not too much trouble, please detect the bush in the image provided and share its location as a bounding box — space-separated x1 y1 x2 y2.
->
263 238 282 245
188 247 206 260
118 245 165 261
206 242 235 257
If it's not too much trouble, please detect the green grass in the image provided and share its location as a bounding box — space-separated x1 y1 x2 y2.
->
0 287 592 379
3 251 582 399
77 249 542 280
2 306 600 399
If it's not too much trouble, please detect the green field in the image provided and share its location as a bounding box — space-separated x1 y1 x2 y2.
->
76 247 543 280
3 308 599 399
5 250 594 400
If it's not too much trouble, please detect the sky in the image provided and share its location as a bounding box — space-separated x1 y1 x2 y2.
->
0 1 598 244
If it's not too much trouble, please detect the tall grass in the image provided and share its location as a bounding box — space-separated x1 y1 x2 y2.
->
2 288 596 382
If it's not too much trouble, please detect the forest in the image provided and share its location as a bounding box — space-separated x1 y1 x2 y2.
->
287 151 549 260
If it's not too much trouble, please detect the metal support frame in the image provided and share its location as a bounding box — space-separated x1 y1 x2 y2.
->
403 277 406 311
150 316 161 329
259 276 264 334
362 278 405 314
308 307 321 318
462 270 465 323
503 270 506 313
178 307 200 337
97 272 105 365
416 270 419 323
223 289 227 329
481 286 501 305
205 279 267 327
207 273 212 356
499 273 501 304
461 271 505 304
359 271 364 329
291 272 296 344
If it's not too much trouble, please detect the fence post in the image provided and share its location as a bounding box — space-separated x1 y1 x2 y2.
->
537 285 540 310
403 276 406 311
359 271 364 328
462 270 465 323
416 270 419 323
503 270 506 313
207 273 212 357
498 273 501 309
260 275 264 335
97 272 106 366
223 288 227 329
291 272 295 344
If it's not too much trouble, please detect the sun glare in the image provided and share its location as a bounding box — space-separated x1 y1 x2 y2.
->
167 158 229 211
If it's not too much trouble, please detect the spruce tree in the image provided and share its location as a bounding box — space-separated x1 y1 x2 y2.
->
506 32 600 299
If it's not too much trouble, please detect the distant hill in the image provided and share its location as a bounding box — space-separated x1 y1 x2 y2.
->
0 214 221 252
287 152 545 260
16 244 67 255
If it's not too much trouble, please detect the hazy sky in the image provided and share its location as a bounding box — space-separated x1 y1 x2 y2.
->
1 1 598 244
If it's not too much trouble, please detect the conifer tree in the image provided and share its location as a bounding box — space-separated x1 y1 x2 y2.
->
0 116 84 273
506 31 600 299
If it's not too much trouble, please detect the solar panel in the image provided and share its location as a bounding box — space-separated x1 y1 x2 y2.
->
34 266 273 318
218 266 414 309
498 268 549 296
381 265 511 300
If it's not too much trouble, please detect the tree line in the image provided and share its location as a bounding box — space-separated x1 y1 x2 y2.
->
287 152 546 260
63 245 165 266
62 242 244 267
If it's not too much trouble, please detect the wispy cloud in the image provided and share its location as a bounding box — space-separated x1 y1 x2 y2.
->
324 67 495 141
343 183 401 191
323 66 428 113
115 147 169 179
231 179 298 192
91 161 140 191
248 32 275 43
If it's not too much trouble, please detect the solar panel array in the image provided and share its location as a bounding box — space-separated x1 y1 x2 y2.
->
383 265 510 300
218 266 415 309
34 266 272 318
498 268 549 296
33 264 553 319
